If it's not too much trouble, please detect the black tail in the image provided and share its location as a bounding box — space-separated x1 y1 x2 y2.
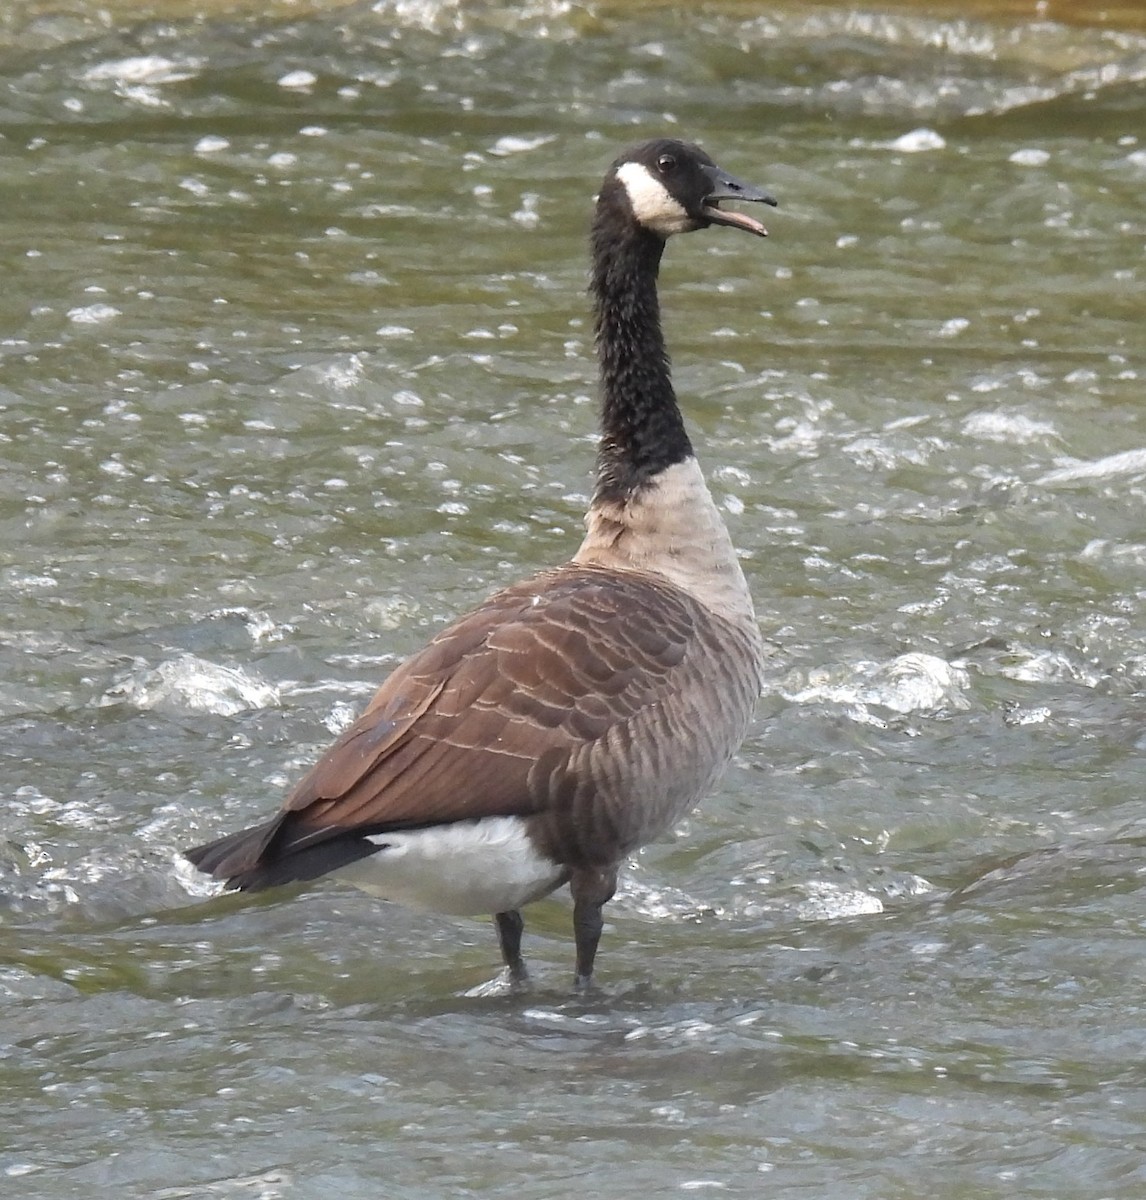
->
185 816 381 892
185 816 282 885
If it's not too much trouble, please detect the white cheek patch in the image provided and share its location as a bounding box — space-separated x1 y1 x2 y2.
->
615 161 694 236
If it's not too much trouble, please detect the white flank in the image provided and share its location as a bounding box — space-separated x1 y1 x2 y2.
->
335 816 565 916
615 161 693 236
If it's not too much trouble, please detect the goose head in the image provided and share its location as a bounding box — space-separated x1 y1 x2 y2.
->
605 138 777 240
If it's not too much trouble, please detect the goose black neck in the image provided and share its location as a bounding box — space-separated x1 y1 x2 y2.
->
590 213 693 504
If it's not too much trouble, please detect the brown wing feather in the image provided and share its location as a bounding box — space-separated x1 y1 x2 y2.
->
273 564 699 849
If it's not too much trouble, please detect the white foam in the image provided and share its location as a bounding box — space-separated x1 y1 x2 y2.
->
67 303 120 325
1036 447 1146 486
82 56 200 86
795 881 884 921
962 410 1057 444
886 128 946 153
277 70 317 91
785 652 971 718
488 134 556 157
100 653 279 716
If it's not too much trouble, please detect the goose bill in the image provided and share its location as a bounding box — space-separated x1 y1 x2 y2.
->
702 203 769 237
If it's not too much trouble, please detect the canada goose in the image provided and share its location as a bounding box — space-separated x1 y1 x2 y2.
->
186 138 776 988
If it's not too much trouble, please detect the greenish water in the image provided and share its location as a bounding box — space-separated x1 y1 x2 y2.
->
1 2 1144 1196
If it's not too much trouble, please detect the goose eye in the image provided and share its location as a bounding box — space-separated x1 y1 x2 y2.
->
656 154 677 174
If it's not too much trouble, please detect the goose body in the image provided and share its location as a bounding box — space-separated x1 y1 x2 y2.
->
186 138 777 987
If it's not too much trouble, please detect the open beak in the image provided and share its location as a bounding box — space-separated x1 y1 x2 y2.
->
700 163 778 237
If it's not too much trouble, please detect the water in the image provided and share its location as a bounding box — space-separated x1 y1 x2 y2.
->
2 1 1144 1195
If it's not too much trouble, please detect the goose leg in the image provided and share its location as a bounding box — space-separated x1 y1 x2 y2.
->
570 865 618 990
494 909 527 983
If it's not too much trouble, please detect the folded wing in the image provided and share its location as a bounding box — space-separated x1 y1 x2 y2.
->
186 564 700 888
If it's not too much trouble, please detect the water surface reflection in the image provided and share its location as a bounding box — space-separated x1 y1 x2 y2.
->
1 2 1144 1197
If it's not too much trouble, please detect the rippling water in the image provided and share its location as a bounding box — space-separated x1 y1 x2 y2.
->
2 2 1144 1196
